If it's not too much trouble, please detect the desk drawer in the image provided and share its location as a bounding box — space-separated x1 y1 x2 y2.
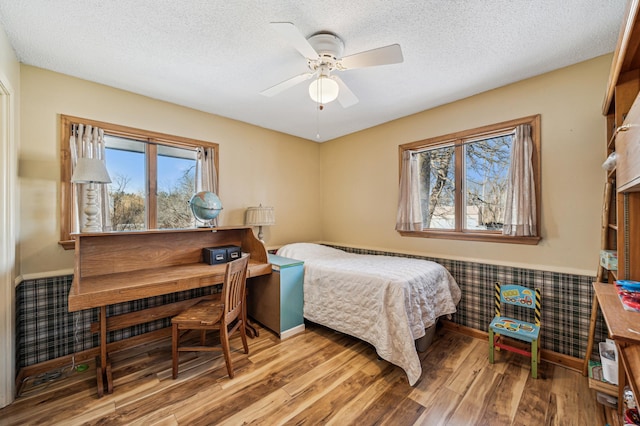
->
199 275 224 287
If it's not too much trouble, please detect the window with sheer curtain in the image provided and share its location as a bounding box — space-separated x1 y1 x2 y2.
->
396 115 541 244
59 115 219 249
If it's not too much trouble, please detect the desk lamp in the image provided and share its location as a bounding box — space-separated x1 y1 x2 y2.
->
245 205 275 242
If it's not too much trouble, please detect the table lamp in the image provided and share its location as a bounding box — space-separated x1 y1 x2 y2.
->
71 157 112 232
245 205 275 242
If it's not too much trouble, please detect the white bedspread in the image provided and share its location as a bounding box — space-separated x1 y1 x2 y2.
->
276 243 461 386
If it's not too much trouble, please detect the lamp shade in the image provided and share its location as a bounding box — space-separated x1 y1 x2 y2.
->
309 76 339 104
245 205 275 226
71 157 112 184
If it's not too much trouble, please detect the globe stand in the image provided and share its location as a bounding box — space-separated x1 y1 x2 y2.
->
195 218 215 228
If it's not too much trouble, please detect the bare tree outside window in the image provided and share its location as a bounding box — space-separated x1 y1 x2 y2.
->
464 135 511 230
108 166 196 231
157 165 196 229
109 174 145 230
417 145 455 229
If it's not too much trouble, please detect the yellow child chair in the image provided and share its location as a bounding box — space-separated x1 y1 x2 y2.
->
488 282 541 378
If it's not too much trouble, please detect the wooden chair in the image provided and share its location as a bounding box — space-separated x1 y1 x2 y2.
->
172 254 250 379
488 282 541 378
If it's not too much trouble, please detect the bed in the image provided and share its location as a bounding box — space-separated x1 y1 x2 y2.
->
276 243 461 386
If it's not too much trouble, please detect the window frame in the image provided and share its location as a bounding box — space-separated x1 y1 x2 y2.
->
59 114 219 250
397 114 541 245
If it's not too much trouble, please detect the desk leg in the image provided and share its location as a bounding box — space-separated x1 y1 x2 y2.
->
246 321 259 338
243 288 259 338
96 306 113 397
244 307 259 338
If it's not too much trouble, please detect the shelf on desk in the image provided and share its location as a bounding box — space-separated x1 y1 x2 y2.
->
587 359 619 397
588 377 618 397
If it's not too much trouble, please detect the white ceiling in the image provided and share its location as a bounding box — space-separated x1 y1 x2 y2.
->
0 1 627 142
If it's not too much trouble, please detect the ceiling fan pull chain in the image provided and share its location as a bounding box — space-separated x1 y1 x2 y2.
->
316 79 322 139
316 95 320 140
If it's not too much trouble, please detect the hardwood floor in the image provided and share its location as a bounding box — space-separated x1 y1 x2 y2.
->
1 322 619 425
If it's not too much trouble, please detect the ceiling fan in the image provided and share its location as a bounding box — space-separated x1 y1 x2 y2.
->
260 22 404 108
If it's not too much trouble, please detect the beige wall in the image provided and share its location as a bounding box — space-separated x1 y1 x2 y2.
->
19 66 322 276
319 55 611 276
19 54 610 277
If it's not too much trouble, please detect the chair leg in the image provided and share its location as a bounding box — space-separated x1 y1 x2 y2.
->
200 330 206 346
239 319 249 354
488 328 494 364
538 338 542 364
172 323 179 379
220 325 234 379
531 338 538 379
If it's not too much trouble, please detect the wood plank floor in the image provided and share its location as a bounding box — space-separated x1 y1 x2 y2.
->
0 322 620 425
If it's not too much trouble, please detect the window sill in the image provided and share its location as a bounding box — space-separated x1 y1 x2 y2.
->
397 230 541 245
59 240 75 250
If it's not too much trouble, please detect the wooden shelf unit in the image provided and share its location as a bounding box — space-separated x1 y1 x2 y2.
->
591 0 640 414
604 0 640 282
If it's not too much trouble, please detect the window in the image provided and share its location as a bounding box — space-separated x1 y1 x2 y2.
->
104 136 197 231
59 115 218 249
398 115 541 244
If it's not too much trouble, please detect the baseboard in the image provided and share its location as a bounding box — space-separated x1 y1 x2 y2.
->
280 324 305 340
15 327 171 396
441 320 583 372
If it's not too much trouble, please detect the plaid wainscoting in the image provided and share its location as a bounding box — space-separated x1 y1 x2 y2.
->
330 245 609 361
16 275 77 368
15 275 220 370
16 249 608 370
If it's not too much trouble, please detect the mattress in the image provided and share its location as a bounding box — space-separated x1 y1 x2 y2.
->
276 243 461 385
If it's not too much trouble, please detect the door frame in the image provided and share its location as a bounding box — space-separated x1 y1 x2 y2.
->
0 71 16 408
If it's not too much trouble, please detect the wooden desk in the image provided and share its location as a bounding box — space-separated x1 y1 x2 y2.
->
68 226 271 397
593 282 640 412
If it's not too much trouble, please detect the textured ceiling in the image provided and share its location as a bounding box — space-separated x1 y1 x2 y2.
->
0 1 628 142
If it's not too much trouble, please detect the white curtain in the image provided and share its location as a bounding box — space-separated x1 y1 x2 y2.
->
70 124 112 233
503 124 536 236
195 146 219 226
396 150 423 231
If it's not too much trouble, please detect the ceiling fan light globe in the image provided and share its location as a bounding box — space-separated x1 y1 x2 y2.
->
309 77 339 104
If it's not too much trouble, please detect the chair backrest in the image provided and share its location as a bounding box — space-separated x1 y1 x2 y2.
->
221 254 250 324
494 282 541 326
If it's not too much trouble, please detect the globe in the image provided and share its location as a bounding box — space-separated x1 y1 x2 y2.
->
189 191 223 225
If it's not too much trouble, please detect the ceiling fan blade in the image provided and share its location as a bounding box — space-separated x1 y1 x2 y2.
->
333 75 359 108
340 44 403 70
270 22 319 60
260 72 315 97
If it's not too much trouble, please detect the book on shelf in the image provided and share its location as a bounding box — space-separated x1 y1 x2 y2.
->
615 282 640 312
